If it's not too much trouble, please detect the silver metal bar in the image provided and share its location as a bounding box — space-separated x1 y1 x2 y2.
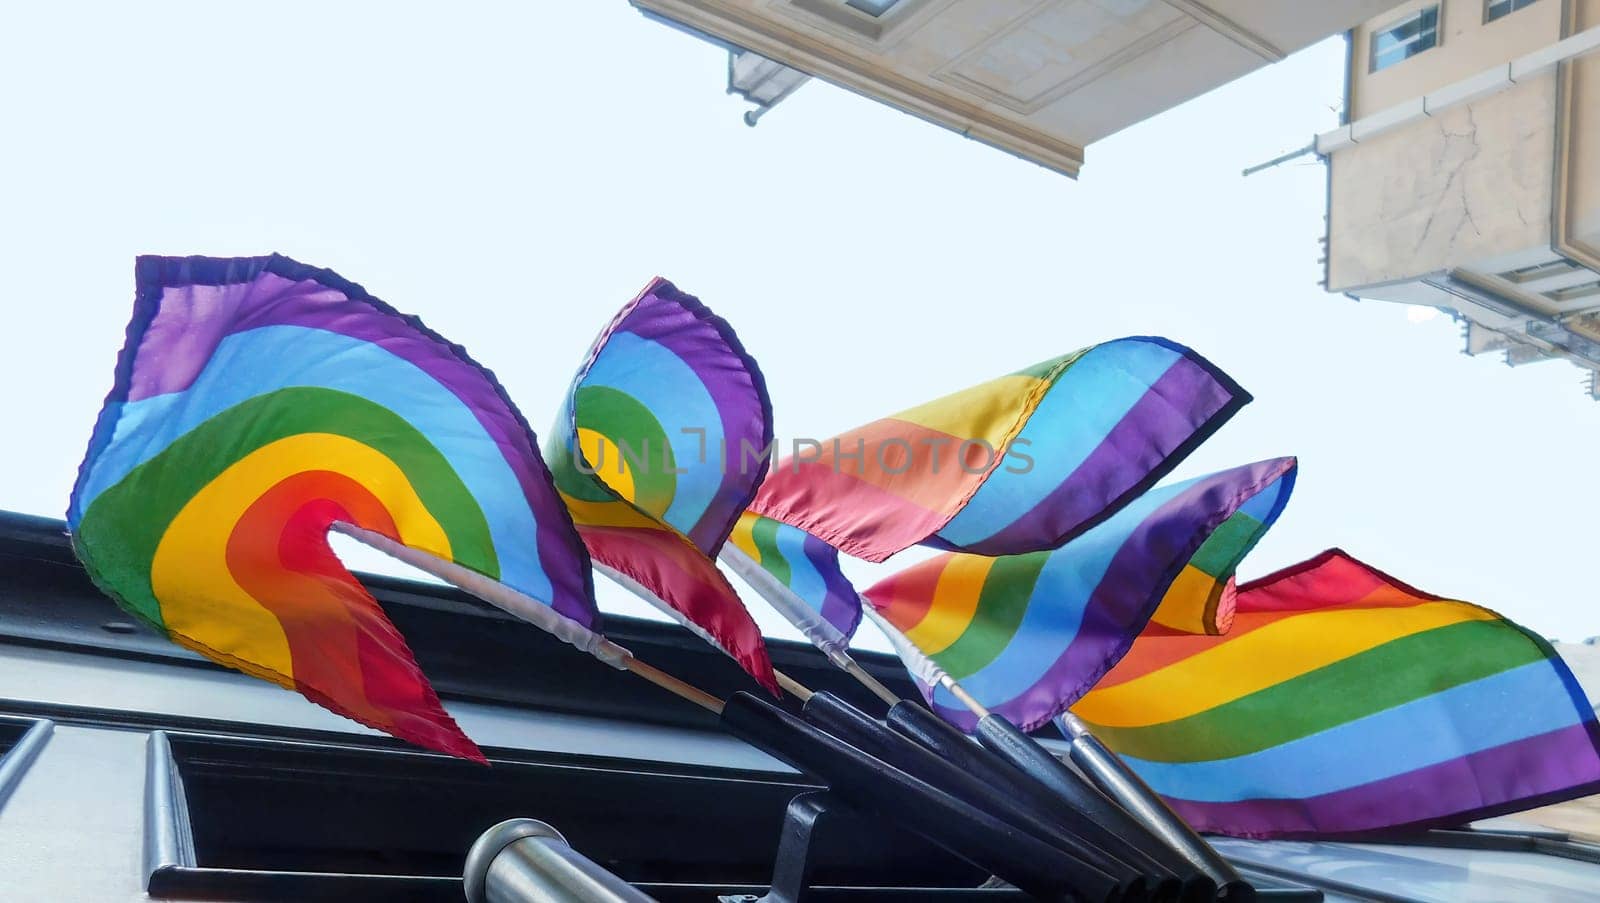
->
464 818 655 903
0 718 51 811
1242 143 1316 177
143 730 195 885
1057 713 1248 897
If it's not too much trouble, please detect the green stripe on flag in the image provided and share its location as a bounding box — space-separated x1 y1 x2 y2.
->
571 385 677 518
1188 510 1263 577
78 387 497 628
1081 619 1545 763
937 551 1051 680
750 515 792 586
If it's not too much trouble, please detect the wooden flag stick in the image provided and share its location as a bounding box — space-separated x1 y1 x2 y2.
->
594 562 831 708
333 523 729 717
774 669 814 701
620 654 725 714
837 654 902 706
939 674 992 719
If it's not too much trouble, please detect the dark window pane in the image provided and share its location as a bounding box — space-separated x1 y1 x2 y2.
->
147 731 988 900
846 0 901 16
1372 6 1440 72
1488 0 1541 24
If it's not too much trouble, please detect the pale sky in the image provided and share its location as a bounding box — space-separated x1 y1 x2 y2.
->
3 1 1597 657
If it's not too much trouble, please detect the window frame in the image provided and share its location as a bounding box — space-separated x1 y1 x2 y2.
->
844 0 900 17
784 0 931 43
0 716 52 814
1486 0 1541 25
140 728 999 902
1501 259 1581 284
1370 5 1443 73
1546 281 1600 304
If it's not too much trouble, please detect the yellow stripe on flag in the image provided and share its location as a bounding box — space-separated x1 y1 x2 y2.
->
889 374 1045 445
151 433 451 681
559 492 662 530
1073 600 1496 728
728 512 761 563
905 554 995 655
578 428 637 504
1150 565 1221 634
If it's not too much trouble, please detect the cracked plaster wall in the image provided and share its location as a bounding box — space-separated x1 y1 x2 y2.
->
1327 73 1556 292
1567 0 1600 260
1350 0 1564 119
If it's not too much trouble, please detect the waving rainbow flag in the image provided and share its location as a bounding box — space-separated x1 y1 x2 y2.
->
69 255 600 761
865 458 1295 731
751 338 1249 563
548 278 778 693
723 511 863 656
1143 468 1292 637
1075 550 1600 838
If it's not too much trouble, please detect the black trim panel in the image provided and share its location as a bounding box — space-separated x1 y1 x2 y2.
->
0 510 958 736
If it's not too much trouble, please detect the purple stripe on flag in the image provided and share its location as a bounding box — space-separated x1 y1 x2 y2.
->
588 279 772 554
804 532 864 639
960 357 1236 557
128 260 595 626
1163 723 1600 839
929 457 1296 733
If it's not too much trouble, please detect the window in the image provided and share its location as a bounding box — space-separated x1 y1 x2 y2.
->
790 0 918 40
0 717 51 811
1501 259 1581 284
1547 281 1600 304
1371 6 1441 72
844 0 901 15
144 730 986 901
1487 0 1541 23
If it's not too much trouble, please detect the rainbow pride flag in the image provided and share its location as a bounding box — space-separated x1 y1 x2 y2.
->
1074 550 1600 838
865 458 1295 731
1144 469 1292 636
751 338 1248 563
69 255 600 761
548 278 778 693
723 511 862 656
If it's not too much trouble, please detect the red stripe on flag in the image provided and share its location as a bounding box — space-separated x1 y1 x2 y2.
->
228 471 483 761
580 524 779 695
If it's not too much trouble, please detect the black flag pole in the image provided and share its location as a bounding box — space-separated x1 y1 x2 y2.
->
720 691 1136 903
728 540 1247 899
939 670 1251 902
720 569 1215 897
1055 712 1248 898
798 689 1174 900
859 606 1246 900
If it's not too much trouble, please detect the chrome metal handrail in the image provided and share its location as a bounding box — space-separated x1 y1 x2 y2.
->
463 818 655 903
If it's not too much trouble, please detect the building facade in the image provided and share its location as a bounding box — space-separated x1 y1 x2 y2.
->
635 0 1407 177
0 509 1597 897
1321 0 1600 397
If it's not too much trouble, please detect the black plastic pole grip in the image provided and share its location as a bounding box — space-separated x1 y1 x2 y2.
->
888 704 1197 893
974 713 1221 903
801 693 1158 900
720 692 1125 903
1059 716 1252 902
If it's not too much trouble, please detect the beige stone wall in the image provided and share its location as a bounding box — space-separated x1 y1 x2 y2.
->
1564 0 1600 261
1350 0 1564 118
1328 73 1556 291
643 0 1414 175
1519 794 1600 843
